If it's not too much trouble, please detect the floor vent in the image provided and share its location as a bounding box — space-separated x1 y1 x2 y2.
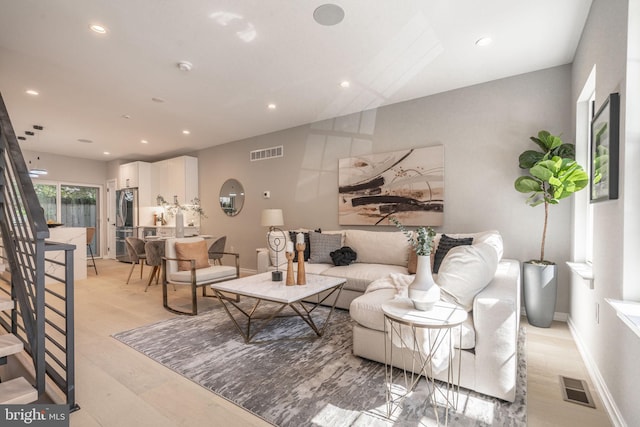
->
559 375 595 408
250 145 283 162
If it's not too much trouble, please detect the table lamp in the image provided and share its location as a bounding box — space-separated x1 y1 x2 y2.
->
261 209 285 281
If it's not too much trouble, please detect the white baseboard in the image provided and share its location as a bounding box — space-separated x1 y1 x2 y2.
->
567 317 626 427
240 268 257 276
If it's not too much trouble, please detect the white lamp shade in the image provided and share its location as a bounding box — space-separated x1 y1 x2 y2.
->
261 209 284 227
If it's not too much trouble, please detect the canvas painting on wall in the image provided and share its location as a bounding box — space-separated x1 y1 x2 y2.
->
338 146 444 226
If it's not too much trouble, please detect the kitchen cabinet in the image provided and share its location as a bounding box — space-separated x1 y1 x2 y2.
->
151 156 198 206
119 161 151 189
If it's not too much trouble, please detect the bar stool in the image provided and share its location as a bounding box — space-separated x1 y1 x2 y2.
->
86 227 98 274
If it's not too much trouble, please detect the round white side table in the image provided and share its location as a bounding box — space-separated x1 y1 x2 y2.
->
382 298 467 425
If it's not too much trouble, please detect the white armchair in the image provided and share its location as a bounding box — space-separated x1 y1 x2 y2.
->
162 237 239 315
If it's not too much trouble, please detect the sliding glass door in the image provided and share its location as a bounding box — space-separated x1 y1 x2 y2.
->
34 182 100 256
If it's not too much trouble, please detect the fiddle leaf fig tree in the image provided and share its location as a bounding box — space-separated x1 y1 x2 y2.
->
514 131 589 264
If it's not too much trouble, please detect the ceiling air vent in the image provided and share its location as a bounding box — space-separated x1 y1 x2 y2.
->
250 145 283 162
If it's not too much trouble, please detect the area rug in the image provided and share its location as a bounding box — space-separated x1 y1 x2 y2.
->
113 304 526 426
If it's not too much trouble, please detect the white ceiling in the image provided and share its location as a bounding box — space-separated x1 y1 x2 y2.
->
0 0 592 162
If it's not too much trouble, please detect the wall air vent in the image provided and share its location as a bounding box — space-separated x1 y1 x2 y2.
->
250 145 283 162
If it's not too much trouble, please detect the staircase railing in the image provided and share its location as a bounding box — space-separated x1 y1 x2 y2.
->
0 92 77 410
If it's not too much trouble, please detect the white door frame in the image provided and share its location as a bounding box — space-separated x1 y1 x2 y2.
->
106 179 117 259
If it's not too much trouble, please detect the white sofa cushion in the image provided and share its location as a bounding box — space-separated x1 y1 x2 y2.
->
436 242 499 311
345 230 410 266
266 231 290 267
349 289 476 349
324 263 409 293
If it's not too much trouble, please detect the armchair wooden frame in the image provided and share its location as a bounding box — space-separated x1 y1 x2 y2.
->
162 251 240 316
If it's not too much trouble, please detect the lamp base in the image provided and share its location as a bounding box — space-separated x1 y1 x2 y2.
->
272 270 283 282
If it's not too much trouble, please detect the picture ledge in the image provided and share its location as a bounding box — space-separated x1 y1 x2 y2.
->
606 299 640 339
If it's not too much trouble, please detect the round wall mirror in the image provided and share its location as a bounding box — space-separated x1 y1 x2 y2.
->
219 179 245 216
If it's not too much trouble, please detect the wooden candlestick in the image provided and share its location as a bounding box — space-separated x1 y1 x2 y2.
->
296 243 306 285
285 251 295 286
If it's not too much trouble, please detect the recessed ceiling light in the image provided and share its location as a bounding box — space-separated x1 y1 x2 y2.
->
267 103 277 110
151 97 165 103
25 89 39 96
313 4 345 26
475 37 492 47
77 138 93 143
340 81 350 88
103 151 110 155
89 24 107 34
141 139 148 144
121 114 131 119
177 61 193 72
182 130 190 135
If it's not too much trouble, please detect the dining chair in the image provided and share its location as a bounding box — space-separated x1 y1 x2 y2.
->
144 240 165 292
125 237 146 284
86 227 98 274
208 236 227 265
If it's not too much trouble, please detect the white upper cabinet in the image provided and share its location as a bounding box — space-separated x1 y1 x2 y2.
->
150 156 198 206
119 161 151 190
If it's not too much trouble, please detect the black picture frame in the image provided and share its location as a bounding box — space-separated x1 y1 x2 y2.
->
590 92 620 202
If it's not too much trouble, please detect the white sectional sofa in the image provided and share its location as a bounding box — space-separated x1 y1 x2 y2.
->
256 229 521 402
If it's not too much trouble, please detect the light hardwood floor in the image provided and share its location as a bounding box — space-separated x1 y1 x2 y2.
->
36 259 612 426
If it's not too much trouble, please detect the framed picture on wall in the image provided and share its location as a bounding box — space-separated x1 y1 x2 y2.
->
590 92 620 202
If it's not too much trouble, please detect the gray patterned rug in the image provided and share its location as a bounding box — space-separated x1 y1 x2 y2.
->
113 304 526 426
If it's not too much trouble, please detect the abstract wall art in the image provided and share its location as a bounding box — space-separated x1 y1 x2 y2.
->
338 145 444 226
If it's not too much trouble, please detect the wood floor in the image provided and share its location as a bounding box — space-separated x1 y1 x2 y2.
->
43 259 612 426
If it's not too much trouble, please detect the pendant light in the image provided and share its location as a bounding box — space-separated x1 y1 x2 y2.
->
28 125 47 177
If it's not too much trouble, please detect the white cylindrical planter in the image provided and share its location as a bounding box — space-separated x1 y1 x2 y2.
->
175 209 185 238
409 255 440 311
523 262 557 328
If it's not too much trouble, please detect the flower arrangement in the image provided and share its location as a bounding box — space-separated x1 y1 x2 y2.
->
390 216 436 256
156 195 207 218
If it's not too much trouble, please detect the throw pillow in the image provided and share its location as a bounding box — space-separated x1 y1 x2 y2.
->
174 240 209 271
330 246 357 266
308 231 342 264
433 234 473 273
288 231 311 262
436 242 499 311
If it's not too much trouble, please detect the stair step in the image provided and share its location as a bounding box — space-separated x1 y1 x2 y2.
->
0 377 38 404
0 334 23 358
0 296 14 311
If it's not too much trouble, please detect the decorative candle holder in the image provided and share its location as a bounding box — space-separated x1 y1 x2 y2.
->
296 243 306 285
285 251 295 286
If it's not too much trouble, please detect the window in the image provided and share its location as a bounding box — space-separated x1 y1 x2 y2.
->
34 182 101 256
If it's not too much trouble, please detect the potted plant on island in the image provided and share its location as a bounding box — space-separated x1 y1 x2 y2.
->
514 130 589 327
390 217 439 310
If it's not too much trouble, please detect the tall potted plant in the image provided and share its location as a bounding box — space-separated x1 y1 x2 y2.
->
514 130 588 327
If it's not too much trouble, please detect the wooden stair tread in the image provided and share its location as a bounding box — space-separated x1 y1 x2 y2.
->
0 333 23 357
0 296 14 311
0 377 38 404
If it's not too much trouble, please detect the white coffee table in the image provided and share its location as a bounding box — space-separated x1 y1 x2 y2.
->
382 298 467 425
211 272 345 343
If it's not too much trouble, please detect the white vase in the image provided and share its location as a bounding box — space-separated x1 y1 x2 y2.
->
175 209 185 238
409 255 440 311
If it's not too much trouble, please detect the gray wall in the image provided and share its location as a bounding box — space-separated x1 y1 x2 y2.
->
570 0 640 425
196 64 575 309
22 149 107 185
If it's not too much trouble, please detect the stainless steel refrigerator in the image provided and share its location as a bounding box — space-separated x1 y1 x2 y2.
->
115 188 139 262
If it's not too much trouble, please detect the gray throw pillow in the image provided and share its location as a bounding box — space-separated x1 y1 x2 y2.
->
308 231 342 264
